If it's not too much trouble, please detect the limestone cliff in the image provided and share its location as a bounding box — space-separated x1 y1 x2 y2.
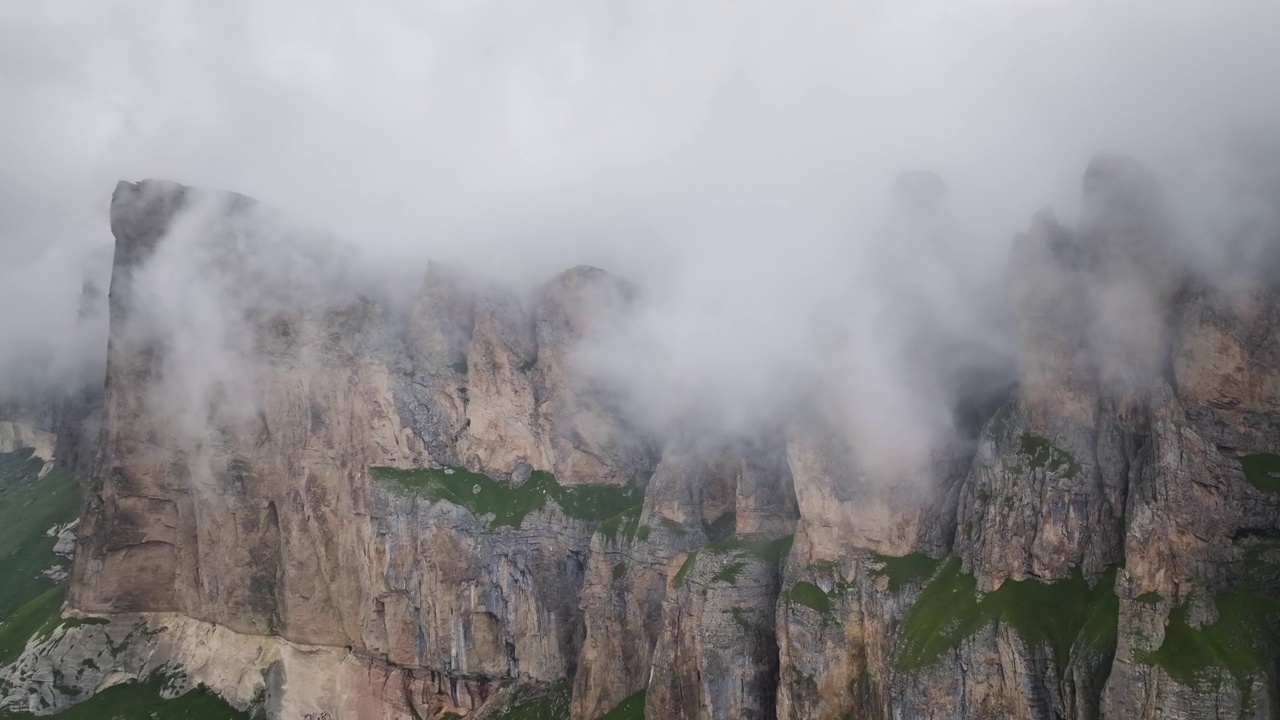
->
2 159 1278 720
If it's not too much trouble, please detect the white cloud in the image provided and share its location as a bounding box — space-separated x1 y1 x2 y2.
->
1 0 1277 442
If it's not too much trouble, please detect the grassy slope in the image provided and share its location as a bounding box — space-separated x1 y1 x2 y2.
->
372 466 644 529
869 553 940 593
1142 593 1279 689
0 674 246 720
597 689 646 719
1239 453 1280 493
0 452 78 618
0 450 80 665
894 558 1119 672
485 682 571 720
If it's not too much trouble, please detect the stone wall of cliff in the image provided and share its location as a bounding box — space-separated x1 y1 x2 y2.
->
2 159 1277 719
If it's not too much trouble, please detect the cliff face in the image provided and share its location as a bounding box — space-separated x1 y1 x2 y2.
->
3 160 1278 719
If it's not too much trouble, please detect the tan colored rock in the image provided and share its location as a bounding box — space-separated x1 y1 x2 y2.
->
66 180 655 718
647 544 783 720
0 421 56 461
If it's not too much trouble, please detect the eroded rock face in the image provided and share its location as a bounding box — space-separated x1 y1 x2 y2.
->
647 545 785 720
571 433 797 720
785 405 967 562
0 422 56 461
20 159 1280 720
62 179 658 715
0 612 498 718
771 154 1280 720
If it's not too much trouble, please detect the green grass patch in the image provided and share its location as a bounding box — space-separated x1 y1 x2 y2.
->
0 671 247 719
711 561 746 585
729 607 757 634
0 448 46 497
1017 433 1081 478
701 512 735 541
0 450 81 622
672 552 698 589
894 559 1118 673
1140 592 1280 694
0 448 83 667
612 563 628 582
60 616 110 629
486 681 570 720
0 585 66 665
635 526 651 541
1135 592 1162 604
1237 537 1280 595
371 466 643 529
596 505 642 543
667 534 794 589
703 534 794 562
657 516 687 536
597 688 646 719
1239 453 1280 493
869 553 940 592
789 582 831 614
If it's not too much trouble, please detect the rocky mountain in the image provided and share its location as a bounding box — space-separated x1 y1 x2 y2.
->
0 155 1277 719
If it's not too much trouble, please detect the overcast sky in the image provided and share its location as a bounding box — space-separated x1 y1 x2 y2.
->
2 0 1279 429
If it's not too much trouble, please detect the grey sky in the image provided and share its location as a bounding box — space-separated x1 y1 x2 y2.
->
2 0 1279 433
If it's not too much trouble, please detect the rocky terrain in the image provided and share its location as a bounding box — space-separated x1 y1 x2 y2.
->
0 154 1277 719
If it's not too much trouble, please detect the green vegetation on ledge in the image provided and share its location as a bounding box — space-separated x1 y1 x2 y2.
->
0 448 82 666
596 505 642 543
597 689 646 719
657 516 687 536
371 466 643 529
485 681 570 720
0 450 80 620
667 535 793 590
1139 592 1280 697
1238 453 1280 493
0 671 247 719
789 582 832 614
672 552 698 589
701 511 735 541
0 585 66 666
703 534 794 562
1017 433 1082 478
894 559 1118 673
869 553 941 592
711 561 747 585
729 606 757 633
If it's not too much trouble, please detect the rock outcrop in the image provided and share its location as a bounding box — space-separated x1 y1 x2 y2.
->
4 156 1278 719
55 179 661 717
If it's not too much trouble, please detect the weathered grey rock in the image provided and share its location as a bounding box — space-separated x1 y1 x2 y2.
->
60 180 657 716
23 162 1280 720
571 432 795 720
647 542 785 720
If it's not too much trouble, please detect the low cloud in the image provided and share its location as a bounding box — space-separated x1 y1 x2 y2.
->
1 0 1278 454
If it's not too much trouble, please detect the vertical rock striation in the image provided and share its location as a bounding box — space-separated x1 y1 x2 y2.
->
8 157 1279 719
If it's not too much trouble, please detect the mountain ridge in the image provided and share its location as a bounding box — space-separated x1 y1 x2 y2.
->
0 157 1278 718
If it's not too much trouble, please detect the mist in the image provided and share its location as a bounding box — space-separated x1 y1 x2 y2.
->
3 0 1280 452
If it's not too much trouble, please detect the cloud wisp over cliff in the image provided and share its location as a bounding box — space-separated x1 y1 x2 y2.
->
2 0 1280 463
